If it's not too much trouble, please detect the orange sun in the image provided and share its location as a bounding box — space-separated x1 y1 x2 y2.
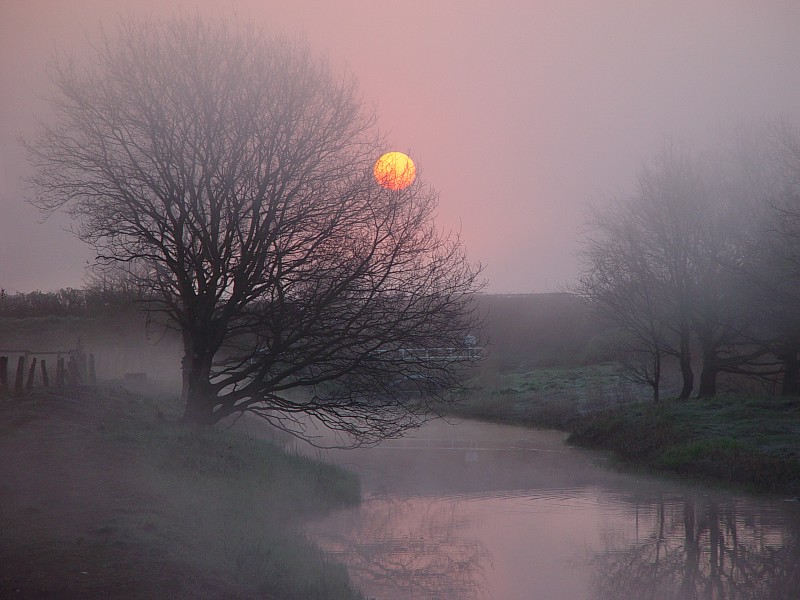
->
373 151 416 190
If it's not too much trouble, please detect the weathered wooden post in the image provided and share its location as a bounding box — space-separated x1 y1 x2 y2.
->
25 357 37 391
67 357 81 386
88 353 96 385
14 356 25 393
74 340 87 381
0 356 7 389
40 359 49 388
56 357 65 387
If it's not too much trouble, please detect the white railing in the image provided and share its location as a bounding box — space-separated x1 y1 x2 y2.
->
396 347 484 362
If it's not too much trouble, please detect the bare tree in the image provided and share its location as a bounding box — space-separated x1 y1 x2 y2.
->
578 209 668 402
25 16 482 441
740 125 800 395
580 138 782 400
579 143 707 400
634 143 712 399
684 123 800 397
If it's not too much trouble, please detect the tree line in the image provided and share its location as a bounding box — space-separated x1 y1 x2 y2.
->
578 126 800 401
0 278 140 319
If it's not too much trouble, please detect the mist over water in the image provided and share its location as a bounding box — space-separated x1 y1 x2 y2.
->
304 420 800 600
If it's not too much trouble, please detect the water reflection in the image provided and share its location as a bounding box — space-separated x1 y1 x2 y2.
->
310 496 490 600
590 495 800 600
305 420 800 600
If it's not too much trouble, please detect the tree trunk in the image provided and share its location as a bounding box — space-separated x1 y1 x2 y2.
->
781 349 799 396
180 330 219 425
678 337 693 400
182 378 217 425
652 350 661 403
697 358 717 398
696 330 719 398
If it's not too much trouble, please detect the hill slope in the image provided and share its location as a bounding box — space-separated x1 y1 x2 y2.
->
0 387 362 599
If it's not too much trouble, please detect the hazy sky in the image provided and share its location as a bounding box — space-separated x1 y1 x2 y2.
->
3 0 800 294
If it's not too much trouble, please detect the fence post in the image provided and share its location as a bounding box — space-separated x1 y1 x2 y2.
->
0 356 7 389
25 357 37 391
40 359 49 388
14 356 25 393
67 357 81 386
56 357 65 387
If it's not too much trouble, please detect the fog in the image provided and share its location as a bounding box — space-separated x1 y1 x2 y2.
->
0 308 184 388
4 0 800 293
4 7 800 596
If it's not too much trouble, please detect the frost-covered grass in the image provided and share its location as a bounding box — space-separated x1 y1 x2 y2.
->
449 362 641 429
568 393 800 496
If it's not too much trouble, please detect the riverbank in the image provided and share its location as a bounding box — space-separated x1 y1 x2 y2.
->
449 364 800 496
568 394 800 496
0 386 363 599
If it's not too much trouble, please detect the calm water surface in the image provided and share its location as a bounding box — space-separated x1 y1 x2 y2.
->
305 419 800 600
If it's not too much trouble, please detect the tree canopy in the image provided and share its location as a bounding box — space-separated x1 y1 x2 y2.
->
26 16 483 442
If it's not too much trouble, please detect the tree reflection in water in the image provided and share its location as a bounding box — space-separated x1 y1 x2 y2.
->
309 496 491 600
589 494 800 600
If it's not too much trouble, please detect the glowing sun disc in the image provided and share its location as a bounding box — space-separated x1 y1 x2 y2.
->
374 151 416 190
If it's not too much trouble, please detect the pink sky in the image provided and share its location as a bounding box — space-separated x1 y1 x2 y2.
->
3 0 800 293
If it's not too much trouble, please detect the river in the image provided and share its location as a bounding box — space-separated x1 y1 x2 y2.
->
305 419 800 600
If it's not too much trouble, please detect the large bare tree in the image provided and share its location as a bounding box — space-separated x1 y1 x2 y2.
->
26 17 482 441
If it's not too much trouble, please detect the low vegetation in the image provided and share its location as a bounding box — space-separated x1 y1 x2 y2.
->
446 292 800 496
0 386 363 599
569 394 800 496
449 362 639 428
450 362 800 496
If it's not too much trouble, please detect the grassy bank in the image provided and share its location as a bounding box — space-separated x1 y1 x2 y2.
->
450 364 800 496
0 386 363 599
568 394 800 496
450 362 642 428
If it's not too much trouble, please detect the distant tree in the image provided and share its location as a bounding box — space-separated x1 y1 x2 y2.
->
689 125 789 396
580 139 774 400
0 288 83 317
26 16 482 441
738 125 800 395
83 266 146 304
579 144 707 400
578 207 669 402
771 128 800 394
739 240 800 395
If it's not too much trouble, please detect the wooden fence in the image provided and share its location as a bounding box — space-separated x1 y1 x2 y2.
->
0 346 96 393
